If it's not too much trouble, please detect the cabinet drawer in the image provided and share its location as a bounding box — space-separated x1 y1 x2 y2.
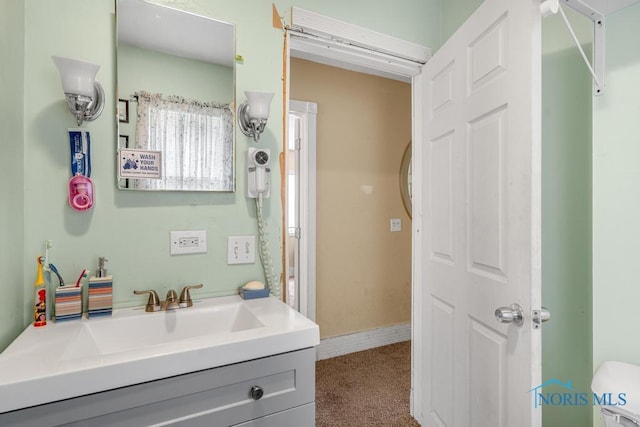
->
0 348 316 427
232 403 314 426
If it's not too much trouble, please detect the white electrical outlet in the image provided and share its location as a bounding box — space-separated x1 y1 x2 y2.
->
170 230 207 255
227 236 256 264
390 218 402 232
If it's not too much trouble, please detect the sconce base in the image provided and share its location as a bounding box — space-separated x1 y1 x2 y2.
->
238 102 267 142
64 81 105 127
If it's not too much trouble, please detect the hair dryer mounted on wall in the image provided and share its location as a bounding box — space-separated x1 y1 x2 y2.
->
247 147 271 199
246 147 280 298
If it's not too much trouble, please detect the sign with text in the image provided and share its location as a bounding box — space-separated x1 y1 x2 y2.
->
118 149 162 179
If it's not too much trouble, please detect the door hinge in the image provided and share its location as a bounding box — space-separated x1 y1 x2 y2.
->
295 227 301 239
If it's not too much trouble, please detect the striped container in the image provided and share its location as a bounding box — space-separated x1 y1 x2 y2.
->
87 276 112 318
55 285 83 322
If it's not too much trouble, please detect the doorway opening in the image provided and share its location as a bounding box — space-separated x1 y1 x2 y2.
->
284 7 429 420
287 58 413 358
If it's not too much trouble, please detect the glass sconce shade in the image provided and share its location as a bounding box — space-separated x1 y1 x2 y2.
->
52 56 100 98
238 90 274 142
245 91 274 120
52 56 105 126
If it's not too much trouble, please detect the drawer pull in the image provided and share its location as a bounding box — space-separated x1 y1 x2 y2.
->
249 385 264 400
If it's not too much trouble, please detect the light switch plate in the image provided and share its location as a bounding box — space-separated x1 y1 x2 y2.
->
390 218 402 232
228 236 256 264
170 230 207 255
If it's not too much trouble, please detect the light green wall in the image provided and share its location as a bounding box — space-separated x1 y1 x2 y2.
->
593 3 640 368
118 44 233 102
0 0 440 352
19 0 272 338
0 1 26 348
592 7 640 425
541 9 592 427
440 0 482 43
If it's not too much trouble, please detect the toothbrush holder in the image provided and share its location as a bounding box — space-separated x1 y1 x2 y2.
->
54 285 83 322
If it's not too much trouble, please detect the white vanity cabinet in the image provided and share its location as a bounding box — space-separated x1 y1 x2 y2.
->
0 347 315 426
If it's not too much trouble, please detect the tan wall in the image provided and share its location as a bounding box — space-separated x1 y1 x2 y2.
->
290 58 412 339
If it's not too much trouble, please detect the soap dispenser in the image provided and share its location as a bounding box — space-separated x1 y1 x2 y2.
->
87 257 113 318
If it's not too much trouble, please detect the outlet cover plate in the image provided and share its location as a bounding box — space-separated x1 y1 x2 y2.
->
390 218 402 232
228 236 256 264
170 230 207 255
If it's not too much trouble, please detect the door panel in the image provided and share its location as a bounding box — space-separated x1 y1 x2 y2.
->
417 0 541 425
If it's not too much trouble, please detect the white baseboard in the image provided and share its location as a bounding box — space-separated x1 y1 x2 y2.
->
316 323 411 360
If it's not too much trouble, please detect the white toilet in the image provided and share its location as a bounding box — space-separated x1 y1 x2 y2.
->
592 361 640 427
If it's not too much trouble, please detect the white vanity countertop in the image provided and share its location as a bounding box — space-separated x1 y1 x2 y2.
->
0 295 319 413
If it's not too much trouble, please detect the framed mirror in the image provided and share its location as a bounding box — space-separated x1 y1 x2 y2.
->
399 141 412 218
116 0 235 191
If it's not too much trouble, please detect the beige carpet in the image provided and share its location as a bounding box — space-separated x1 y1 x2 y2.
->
315 341 420 426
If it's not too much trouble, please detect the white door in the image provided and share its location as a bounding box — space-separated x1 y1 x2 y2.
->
414 0 541 425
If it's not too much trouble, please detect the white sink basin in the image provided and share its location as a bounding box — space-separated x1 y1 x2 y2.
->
0 295 319 413
61 300 264 360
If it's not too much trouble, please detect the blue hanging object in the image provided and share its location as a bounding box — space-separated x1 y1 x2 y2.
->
68 128 91 177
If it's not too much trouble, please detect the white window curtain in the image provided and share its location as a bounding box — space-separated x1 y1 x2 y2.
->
134 91 234 191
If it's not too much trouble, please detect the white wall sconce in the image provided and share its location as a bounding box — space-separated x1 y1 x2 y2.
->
52 56 105 127
238 90 274 142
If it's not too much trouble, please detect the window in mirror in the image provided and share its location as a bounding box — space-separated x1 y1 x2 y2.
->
116 0 235 192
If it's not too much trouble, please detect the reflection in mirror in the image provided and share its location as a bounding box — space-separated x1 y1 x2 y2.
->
116 0 235 191
399 142 412 218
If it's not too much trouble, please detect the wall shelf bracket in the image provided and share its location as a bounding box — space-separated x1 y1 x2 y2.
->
561 0 606 95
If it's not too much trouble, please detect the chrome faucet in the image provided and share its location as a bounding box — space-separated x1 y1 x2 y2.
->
134 284 203 312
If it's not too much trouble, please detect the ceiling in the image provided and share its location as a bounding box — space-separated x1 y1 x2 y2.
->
117 0 234 67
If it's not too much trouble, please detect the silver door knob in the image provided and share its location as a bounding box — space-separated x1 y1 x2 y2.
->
495 303 524 326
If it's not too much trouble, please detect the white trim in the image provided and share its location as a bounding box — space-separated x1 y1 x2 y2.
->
316 323 411 361
290 33 421 83
288 7 430 83
290 7 430 63
289 100 317 322
410 71 425 421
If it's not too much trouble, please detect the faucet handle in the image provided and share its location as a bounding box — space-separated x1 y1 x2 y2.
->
133 289 161 312
179 283 203 308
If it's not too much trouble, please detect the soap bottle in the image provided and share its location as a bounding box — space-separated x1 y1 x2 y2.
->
34 257 46 327
87 257 113 318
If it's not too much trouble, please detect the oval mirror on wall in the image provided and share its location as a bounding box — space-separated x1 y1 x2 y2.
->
399 141 412 218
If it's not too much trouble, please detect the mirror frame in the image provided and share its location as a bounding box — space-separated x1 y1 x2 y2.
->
399 141 412 218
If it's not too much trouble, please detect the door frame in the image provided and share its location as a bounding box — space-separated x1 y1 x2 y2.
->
287 100 318 321
285 8 430 419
